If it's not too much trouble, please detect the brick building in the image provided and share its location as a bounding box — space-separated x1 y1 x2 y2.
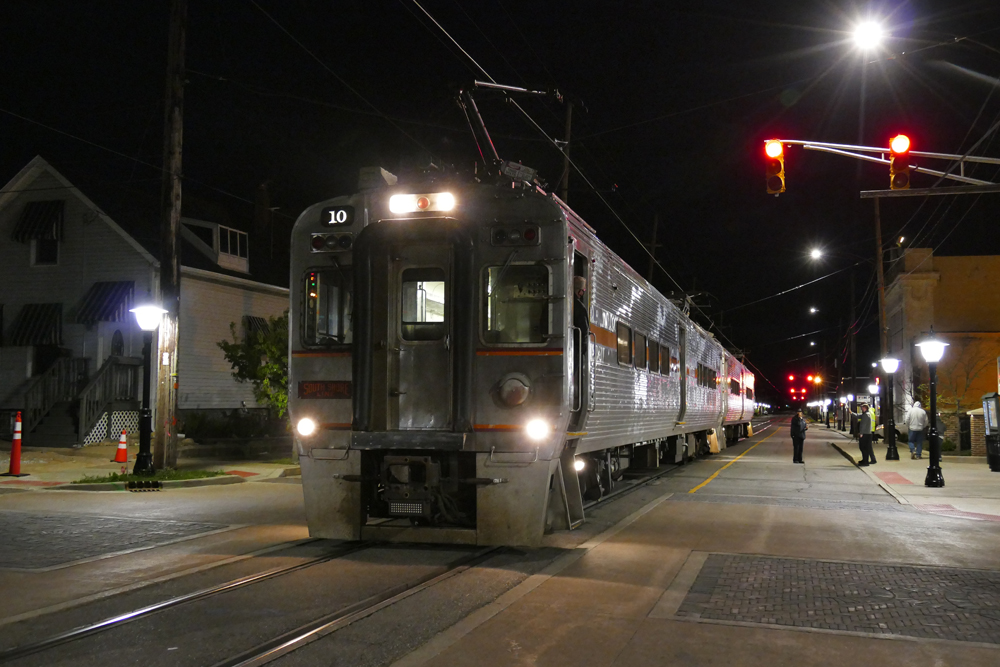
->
884 247 1000 451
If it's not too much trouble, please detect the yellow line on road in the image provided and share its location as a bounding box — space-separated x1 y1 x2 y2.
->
688 425 784 494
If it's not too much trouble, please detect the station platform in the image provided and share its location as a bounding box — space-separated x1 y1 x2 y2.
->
393 417 1000 667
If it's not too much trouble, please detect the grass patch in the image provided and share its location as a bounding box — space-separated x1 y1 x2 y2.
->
72 469 228 484
264 457 297 465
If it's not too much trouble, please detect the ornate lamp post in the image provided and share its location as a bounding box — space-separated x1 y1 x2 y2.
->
916 331 948 488
129 304 167 476
880 357 900 460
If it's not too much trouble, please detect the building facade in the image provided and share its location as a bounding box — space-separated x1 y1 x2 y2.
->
884 247 1000 449
0 157 288 445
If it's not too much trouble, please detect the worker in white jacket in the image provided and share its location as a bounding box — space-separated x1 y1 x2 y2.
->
905 401 929 459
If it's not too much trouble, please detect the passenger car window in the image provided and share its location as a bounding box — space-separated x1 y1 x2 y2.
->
648 340 660 373
304 269 352 345
402 268 446 341
634 333 647 369
616 322 632 365
483 265 549 343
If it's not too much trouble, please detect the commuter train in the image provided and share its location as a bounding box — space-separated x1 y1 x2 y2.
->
289 167 755 546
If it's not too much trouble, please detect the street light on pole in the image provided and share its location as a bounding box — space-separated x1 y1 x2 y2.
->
916 331 948 488
880 357 901 460
852 21 884 51
130 304 167 476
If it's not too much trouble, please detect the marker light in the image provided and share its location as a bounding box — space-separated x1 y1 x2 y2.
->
389 192 456 214
788 375 795 381
890 134 910 155
296 418 317 436
525 419 550 441
764 140 783 158
574 458 586 472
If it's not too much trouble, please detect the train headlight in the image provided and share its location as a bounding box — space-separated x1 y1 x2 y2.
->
525 419 550 441
574 458 586 472
389 192 456 214
296 418 317 436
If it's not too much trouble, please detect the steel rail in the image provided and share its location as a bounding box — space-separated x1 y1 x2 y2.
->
0 542 370 664
212 546 501 667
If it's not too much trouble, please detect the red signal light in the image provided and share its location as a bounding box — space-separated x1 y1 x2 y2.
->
765 140 784 158
807 375 813 382
788 374 794 381
890 134 910 155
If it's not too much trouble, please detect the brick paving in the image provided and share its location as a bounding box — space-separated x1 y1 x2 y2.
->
0 510 224 569
678 553 1000 644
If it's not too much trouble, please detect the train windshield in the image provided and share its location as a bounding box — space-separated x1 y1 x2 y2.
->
483 264 549 343
304 269 352 345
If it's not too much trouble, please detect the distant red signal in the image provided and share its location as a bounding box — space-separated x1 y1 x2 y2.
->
788 374 795 381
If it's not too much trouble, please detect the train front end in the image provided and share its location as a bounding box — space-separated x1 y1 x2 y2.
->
289 175 572 546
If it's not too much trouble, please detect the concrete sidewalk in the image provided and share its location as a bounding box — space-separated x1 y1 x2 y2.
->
0 441 299 491
823 425 1000 522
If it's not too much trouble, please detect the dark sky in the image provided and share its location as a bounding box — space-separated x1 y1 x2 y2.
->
4 1 1000 402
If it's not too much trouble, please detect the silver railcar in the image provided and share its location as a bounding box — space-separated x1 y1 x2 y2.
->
289 170 755 546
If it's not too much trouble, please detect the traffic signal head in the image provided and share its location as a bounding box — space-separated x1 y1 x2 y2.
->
889 134 911 190
765 140 785 194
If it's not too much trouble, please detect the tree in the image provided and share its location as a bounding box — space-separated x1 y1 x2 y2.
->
217 311 289 418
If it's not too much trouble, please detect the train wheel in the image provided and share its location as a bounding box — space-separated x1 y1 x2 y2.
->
579 457 604 501
609 450 624 482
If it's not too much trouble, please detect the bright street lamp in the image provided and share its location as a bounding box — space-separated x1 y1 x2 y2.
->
129 304 166 475
916 330 949 487
810 248 823 260
880 357 901 460
853 21 884 50
809 307 818 314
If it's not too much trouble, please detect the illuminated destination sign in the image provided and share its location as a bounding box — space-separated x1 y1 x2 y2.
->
298 380 352 399
321 205 354 226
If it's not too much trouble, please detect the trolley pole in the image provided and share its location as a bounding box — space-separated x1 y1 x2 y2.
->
154 0 186 469
559 100 573 203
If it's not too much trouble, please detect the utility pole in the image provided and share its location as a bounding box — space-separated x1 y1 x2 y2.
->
873 198 888 356
154 0 186 469
559 100 573 203
850 267 857 415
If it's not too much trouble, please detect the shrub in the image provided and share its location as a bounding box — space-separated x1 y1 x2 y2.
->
941 438 957 452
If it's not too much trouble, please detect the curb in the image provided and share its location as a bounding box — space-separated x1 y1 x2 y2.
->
829 442 909 506
279 466 301 478
43 475 246 492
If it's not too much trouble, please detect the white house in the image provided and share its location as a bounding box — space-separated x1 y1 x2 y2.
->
0 157 288 445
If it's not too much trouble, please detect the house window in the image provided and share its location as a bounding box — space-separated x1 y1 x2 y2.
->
616 322 632 365
219 226 248 259
634 333 647 369
33 238 59 265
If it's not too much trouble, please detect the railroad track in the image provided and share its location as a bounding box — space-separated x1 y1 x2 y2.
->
0 542 498 666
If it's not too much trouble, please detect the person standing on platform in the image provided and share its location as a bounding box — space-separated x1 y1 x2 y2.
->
852 403 876 466
790 409 807 463
905 401 928 460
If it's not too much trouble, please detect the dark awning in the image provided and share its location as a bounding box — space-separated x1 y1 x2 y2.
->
76 281 135 325
8 304 62 346
242 315 271 340
11 200 64 243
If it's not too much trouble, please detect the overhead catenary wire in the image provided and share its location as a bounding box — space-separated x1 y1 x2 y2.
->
406 0 748 358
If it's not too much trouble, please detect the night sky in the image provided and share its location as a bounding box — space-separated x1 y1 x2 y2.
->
4 1 1000 403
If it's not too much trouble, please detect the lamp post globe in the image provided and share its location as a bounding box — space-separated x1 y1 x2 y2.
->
129 305 166 476
916 332 949 487
879 357 901 460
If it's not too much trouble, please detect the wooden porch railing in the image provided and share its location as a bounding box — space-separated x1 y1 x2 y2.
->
77 356 142 443
16 358 90 434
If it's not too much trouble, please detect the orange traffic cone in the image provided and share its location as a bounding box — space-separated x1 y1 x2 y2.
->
2 411 28 477
112 429 128 463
